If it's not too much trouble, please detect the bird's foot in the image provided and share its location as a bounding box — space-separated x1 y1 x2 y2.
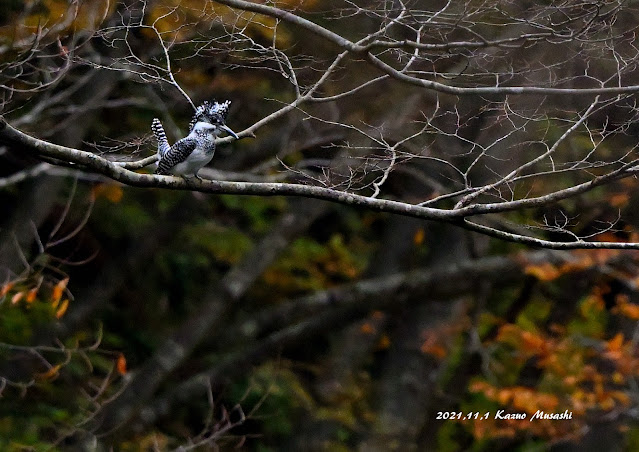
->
180 174 204 183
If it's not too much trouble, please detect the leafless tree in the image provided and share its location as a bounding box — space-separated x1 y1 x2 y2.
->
2 0 639 249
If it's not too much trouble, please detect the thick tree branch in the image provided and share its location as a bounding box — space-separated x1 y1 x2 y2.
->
2 115 639 249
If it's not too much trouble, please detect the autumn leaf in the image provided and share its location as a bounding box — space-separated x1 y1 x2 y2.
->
520 330 546 354
607 333 624 352
36 364 62 381
613 294 639 320
371 310 385 320
116 354 127 375
55 299 69 319
359 322 376 335
618 304 639 320
413 228 425 246
497 388 512 405
92 183 123 203
495 324 522 346
420 333 447 359
51 277 69 305
609 192 630 207
558 251 595 273
611 391 631 405
604 333 626 363
376 334 391 350
0 282 13 297
11 292 24 305
524 262 561 281
26 287 38 303
599 395 615 411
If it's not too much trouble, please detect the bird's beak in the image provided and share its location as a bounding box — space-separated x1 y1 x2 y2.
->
220 124 238 139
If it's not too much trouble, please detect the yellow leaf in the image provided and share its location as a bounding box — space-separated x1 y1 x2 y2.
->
51 278 69 304
55 299 69 319
413 228 425 246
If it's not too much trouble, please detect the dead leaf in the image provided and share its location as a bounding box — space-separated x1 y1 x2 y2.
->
116 353 127 375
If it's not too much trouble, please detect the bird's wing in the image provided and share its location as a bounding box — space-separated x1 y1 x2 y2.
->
155 137 197 175
151 118 171 158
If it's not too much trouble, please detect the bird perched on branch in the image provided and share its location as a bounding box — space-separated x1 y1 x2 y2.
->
152 100 238 180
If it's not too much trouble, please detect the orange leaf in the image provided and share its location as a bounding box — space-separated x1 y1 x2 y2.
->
26 287 38 303
55 299 69 319
92 184 124 203
376 334 391 350
116 354 127 375
52 278 69 304
612 391 630 405
497 388 512 405
36 364 61 381
371 310 385 320
420 334 447 359
613 295 639 320
413 228 425 246
618 303 639 320
609 193 630 208
1 282 14 297
524 262 561 281
520 330 546 354
607 333 624 352
616 293 630 305
421 343 446 359
563 375 578 386
360 322 376 335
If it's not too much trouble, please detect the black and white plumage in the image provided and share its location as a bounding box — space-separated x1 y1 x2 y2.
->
151 118 170 158
154 100 237 179
188 100 232 132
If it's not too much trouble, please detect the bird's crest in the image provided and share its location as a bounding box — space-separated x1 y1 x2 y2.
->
189 100 231 131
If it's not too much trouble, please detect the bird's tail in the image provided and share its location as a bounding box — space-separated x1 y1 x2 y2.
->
151 118 171 158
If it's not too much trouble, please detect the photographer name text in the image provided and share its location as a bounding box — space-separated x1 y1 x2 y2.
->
436 410 574 421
